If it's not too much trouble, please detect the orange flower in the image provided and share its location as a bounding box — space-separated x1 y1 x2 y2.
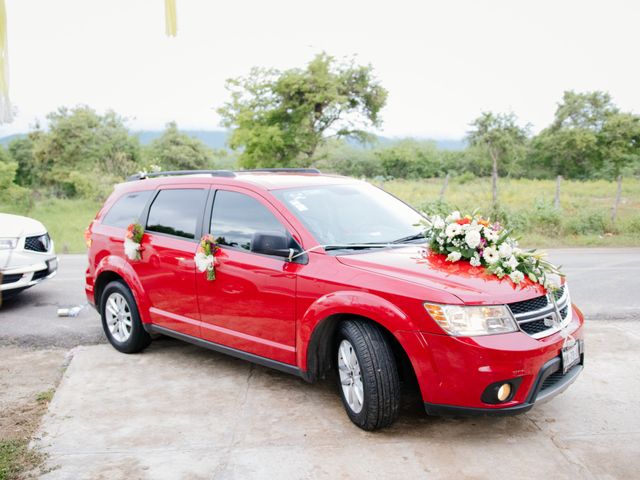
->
456 218 471 225
478 219 489 227
126 231 133 239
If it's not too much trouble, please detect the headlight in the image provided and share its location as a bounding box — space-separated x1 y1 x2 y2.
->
0 238 18 250
424 303 518 336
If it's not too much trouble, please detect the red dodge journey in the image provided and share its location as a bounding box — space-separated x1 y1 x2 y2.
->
85 169 584 430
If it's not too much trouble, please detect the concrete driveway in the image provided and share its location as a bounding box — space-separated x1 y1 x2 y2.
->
34 322 640 479
1 250 638 478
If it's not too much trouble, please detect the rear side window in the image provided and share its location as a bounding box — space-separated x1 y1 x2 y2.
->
102 190 154 228
146 189 207 239
211 190 287 251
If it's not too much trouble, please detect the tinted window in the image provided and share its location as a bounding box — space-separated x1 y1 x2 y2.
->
211 190 287 251
102 190 154 228
146 189 207 239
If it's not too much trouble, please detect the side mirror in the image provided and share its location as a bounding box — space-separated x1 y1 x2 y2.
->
252 232 300 260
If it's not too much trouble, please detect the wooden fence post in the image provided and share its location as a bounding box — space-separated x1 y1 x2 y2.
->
611 174 623 223
439 173 450 201
554 175 562 209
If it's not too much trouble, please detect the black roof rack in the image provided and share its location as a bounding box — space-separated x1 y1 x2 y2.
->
127 170 236 181
126 168 322 182
238 168 321 174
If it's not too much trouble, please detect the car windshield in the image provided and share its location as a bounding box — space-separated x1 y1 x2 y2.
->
273 183 425 246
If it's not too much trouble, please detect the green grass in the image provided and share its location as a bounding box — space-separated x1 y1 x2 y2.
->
0 440 41 480
0 198 102 253
0 178 638 252
384 177 640 247
35 389 55 404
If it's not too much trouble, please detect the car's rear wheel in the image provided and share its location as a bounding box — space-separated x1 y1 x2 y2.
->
336 320 400 430
100 281 151 354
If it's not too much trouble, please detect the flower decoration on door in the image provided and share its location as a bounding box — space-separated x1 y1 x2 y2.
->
195 234 219 280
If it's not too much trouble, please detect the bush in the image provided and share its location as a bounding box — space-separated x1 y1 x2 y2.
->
563 210 611 235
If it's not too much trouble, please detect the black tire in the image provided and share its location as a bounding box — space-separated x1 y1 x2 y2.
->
100 280 151 354
336 320 400 430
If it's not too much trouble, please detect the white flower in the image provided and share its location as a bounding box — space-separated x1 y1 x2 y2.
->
194 251 214 273
446 211 461 222
124 238 140 260
484 227 499 242
495 267 505 278
470 254 481 267
432 215 445 229
498 243 513 258
446 251 462 262
465 229 481 249
445 223 463 238
509 271 525 284
505 255 519 270
483 247 500 264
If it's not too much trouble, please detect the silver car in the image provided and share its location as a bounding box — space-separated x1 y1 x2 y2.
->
0 213 58 299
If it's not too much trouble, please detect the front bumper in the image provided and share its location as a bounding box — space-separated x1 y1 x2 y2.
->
1 256 58 291
396 305 585 414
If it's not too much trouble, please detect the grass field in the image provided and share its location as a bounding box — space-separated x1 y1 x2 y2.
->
384 177 640 247
1 178 638 253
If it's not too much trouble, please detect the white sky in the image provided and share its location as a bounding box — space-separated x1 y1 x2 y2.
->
1 0 639 139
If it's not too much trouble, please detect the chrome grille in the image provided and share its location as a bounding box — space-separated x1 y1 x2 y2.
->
507 286 571 339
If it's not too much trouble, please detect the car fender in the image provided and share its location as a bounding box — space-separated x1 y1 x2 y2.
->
297 290 421 374
95 255 152 324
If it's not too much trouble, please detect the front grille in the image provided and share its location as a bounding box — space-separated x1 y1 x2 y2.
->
32 268 50 281
1 273 23 284
541 370 565 391
508 286 570 339
24 234 50 252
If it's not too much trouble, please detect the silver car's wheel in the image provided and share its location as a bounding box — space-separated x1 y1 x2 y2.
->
104 292 133 342
338 339 364 414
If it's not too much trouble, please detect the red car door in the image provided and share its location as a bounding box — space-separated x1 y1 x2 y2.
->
135 186 209 338
196 187 299 365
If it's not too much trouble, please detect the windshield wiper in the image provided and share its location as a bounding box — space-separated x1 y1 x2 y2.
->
390 233 426 244
324 244 389 251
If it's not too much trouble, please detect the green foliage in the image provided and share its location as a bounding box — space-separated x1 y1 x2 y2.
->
218 52 388 168
143 121 216 171
467 111 530 175
0 155 32 211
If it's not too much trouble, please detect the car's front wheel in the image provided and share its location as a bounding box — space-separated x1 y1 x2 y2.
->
100 281 151 354
336 320 400 430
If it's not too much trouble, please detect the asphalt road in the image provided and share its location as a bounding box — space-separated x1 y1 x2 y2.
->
1 249 638 348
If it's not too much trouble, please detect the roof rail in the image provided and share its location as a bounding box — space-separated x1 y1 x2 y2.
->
239 168 321 174
127 170 236 181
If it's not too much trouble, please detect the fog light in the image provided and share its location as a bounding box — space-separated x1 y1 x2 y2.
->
497 383 511 402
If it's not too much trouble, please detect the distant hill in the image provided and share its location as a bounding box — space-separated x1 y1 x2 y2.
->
0 130 465 151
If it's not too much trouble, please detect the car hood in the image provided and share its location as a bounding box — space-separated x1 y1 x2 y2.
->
336 246 550 304
0 213 47 237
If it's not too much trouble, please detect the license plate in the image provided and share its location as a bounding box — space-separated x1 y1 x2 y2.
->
47 258 58 272
562 341 581 374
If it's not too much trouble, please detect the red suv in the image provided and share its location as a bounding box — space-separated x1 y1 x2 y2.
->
85 169 584 430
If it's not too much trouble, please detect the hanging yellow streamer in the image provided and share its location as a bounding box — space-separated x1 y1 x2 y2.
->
165 0 177 37
0 0 12 123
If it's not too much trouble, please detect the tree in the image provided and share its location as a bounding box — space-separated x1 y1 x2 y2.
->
598 112 640 221
31 106 141 197
467 112 529 209
531 91 618 179
218 53 388 168
144 122 216 171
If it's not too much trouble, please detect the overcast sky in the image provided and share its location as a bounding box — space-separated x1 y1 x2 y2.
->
1 0 639 139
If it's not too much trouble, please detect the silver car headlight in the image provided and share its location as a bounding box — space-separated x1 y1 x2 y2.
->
424 303 518 336
0 237 18 250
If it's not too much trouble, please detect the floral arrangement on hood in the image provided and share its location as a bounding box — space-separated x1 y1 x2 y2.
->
195 234 219 280
124 223 144 261
422 211 563 291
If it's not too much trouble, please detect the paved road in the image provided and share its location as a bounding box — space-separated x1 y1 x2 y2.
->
1 250 638 348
